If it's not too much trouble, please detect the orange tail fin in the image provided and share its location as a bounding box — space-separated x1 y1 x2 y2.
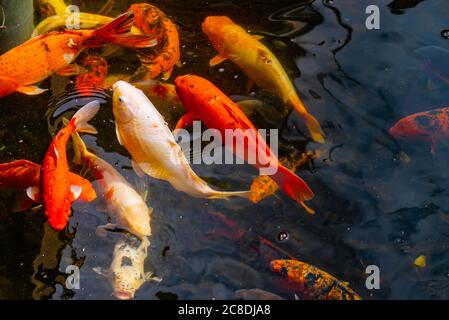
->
271 164 315 213
86 12 157 49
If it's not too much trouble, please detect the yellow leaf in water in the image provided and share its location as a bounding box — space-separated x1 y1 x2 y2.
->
414 255 426 268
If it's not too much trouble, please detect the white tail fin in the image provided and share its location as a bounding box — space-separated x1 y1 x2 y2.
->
73 101 101 134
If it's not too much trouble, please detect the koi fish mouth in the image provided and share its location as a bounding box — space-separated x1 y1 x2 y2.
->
114 290 135 300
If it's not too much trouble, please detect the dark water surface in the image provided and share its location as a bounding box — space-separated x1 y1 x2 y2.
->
2 0 449 299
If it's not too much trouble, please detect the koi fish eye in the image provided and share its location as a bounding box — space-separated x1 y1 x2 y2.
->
118 96 126 104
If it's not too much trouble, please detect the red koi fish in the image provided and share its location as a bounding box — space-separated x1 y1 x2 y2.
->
0 11 156 98
389 107 449 154
174 75 314 212
75 55 109 96
0 159 96 204
38 101 100 231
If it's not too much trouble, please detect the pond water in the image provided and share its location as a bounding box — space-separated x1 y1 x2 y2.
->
1 0 449 300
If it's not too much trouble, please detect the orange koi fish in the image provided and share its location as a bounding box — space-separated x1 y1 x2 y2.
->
202 16 324 143
37 101 100 231
270 260 362 300
0 159 96 203
129 3 181 80
389 107 449 154
75 54 109 97
175 75 314 211
250 151 318 203
0 11 157 98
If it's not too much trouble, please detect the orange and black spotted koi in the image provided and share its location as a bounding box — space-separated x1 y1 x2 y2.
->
270 259 362 300
129 3 181 81
389 107 449 154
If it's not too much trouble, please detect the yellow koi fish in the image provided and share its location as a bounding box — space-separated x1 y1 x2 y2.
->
94 235 160 300
112 80 251 199
202 16 325 143
71 130 152 239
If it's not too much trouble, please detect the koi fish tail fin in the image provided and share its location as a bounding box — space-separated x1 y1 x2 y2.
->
70 130 89 166
271 165 315 214
87 12 158 49
302 112 325 144
288 96 325 144
207 190 253 200
73 101 100 134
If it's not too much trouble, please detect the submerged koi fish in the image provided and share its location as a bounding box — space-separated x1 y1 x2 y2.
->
0 159 96 203
129 3 181 80
71 130 152 239
94 235 160 300
202 16 324 143
112 80 251 199
389 107 449 154
75 54 109 96
270 259 362 300
175 75 314 211
250 151 318 203
39 101 100 231
0 12 156 98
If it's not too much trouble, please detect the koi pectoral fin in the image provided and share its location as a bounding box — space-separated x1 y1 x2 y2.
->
26 186 41 202
209 54 228 67
16 85 48 95
175 112 197 130
70 185 83 200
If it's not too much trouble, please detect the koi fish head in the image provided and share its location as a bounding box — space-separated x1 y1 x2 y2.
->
46 206 70 231
389 114 434 140
174 74 205 112
112 80 143 124
202 16 234 51
110 237 150 300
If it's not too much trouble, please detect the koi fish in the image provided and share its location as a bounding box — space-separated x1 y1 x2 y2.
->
112 80 251 199
389 107 449 154
202 16 324 143
270 259 362 300
38 101 100 231
75 54 109 97
235 289 285 300
250 151 318 203
129 3 181 80
94 236 160 300
174 75 314 211
32 13 144 38
71 130 152 239
0 12 156 98
0 159 96 203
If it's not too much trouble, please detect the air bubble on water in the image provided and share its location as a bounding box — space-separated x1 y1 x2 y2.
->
277 231 289 242
234 75 238 79
250 91 256 97
441 29 449 39
18 139 23 143
218 68 225 73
